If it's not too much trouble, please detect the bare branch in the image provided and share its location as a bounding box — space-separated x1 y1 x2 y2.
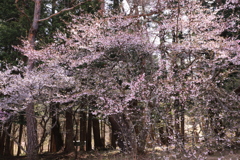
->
15 0 31 23
38 1 89 22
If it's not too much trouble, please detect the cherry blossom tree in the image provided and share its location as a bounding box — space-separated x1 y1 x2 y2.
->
0 0 239 158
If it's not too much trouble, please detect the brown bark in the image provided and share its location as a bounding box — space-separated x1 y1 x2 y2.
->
80 111 87 151
92 116 104 150
180 105 185 144
100 120 105 147
26 103 39 160
28 0 41 48
50 103 63 153
26 1 42 159
98 0 105 16
86 112 92 151
108 115 119 149
108 114 130 152
0 124 5 155
64 108 75 153
17 115 24 156
174 99 180 140
4 123 12 156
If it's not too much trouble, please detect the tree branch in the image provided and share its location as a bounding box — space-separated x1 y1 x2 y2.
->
38 1 89 22
15 0 31 23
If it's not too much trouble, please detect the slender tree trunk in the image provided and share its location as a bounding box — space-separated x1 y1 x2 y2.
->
174 99 180 140
92 116 104 150
180 105 185 144
64 108 75 153
80 111 87 151
86 112 92 151
0 124 4 156
100 120 105 147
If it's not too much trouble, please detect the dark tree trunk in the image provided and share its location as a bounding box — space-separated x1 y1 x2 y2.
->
26 103 39 160
80 111 87 151
108 114 128 152
180 105 185 144
109 115 119 149
50 103 63 153
110 126 117 149
100 120 105 147
64 108 75 153
92 116 104 150
0 123 6 155
174 99 180 140
17 115 24 156
4 123 12 156
86 112 92 151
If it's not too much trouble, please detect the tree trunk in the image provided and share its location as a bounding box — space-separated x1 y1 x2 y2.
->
4 123 12 156
174 99 180 140
17 115 24 156
26 103 39 160
26 1 42 159
28 0 41 48
86 112 92 151
109 115 120 149
110 125 117 149
64 108 75 153
50 103 63 153
80 111 87 151
92 116 104 150
98 0 105 15
100 120 105 147
108 114 132 152
0 123 5 156
180 105 185 144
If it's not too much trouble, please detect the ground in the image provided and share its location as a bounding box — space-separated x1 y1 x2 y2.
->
1 148 240 160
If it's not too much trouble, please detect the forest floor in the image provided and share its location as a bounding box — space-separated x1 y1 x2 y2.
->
1 148 240 160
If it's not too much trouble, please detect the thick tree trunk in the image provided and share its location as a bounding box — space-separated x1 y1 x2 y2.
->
28 0 41 48
17 115 24 156
26 1 42 159
92 116 104 150
109 115 120 149
64 108 75 153
26 103 39 160
86 112 92 151
108 114 133 152
50 103 63 153
0 123 5 155
80 111 87 151
110 126 117 149
4 123 12 156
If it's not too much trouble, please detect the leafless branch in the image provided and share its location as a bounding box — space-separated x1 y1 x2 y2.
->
38 1 89 22
15 0 31 23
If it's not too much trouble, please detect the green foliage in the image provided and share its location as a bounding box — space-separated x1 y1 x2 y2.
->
0 0 33 66
81 0 102 14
